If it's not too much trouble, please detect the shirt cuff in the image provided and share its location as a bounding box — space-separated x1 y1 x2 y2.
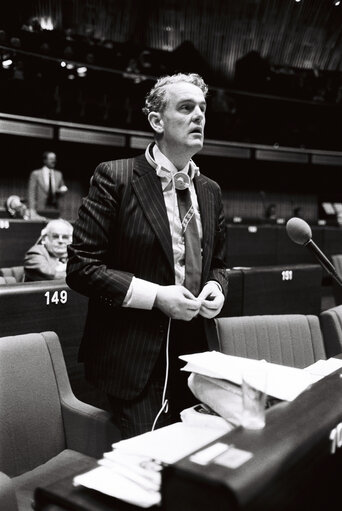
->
122 276 159 310
206 280 223 293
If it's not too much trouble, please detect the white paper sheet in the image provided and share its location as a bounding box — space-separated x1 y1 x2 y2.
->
73 466 161 508
73 422 226 508
303 357 342 377
179 351 320 401
111 421 226 464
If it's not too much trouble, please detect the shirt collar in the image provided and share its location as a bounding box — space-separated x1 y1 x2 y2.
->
151 144 200 191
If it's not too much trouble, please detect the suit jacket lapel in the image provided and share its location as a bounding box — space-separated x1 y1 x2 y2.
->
132 155 174 273
195 175 215 283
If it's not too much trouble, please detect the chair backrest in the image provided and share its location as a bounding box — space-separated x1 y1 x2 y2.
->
0 266 24 282
331 255 342 305
320 305 342 357
331 255 342 278
214 314 326 368
0 276 16 285
0 332 66 477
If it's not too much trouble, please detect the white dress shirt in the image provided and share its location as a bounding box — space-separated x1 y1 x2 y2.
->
122 145 211 309
41 166 68 194
42 166 55 193
152 144 202 287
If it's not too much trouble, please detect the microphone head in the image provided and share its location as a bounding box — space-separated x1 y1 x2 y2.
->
286 217 312 245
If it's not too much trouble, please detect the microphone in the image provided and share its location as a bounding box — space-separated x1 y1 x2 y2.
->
286 217 342 287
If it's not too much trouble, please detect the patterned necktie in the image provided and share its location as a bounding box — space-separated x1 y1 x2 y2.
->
176 188 202 297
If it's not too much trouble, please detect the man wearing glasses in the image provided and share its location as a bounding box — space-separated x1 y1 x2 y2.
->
24 219 73 281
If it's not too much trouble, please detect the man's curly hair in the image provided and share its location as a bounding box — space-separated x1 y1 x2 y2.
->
142 73 208 116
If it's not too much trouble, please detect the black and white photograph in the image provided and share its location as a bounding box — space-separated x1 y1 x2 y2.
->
1 1 342 509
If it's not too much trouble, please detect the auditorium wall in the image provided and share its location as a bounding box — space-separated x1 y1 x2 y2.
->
0 131 336 223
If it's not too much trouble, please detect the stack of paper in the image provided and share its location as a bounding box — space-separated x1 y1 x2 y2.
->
179 351 338 401
73 422 227 508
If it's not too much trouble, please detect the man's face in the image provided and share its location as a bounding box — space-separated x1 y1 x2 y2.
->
159 82 206 157
13 202 27 219
8 197 27 219
44 153 57 169
44 222 73 258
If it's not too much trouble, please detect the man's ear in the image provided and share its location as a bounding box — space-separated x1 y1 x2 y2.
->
148 112 164 134
39 227 47 244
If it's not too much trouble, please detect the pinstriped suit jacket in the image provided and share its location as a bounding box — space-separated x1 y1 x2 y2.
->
66 153 228 400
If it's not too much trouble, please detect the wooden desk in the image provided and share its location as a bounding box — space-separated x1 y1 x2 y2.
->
34 366 342 511
219 263 322 318
0 219 45 266
322 226 342 258
225 223 342 269
275 225 323 265
225 224 278 268
241 263 322 315
218 268 243 317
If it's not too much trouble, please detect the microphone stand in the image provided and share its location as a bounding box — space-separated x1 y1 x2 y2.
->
305 239 342 287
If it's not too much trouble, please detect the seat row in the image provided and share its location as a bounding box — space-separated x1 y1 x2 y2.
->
215 309 342 365
1 277 342 377
0 266 24 284
1 218 342 270
0 262 325 317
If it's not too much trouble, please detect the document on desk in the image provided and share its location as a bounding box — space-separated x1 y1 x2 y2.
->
73 466 160 508
73 422 225 508
109 421 225 464
303 357 342 377
180 351 322 402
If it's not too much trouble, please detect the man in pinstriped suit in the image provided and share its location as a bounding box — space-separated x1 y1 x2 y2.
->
66 73 228 439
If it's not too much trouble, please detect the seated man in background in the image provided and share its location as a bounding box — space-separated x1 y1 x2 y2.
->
5 195 30 220
24 219 73 281
5 194 46 221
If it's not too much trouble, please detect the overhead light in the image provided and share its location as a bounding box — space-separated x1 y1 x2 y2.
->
66 63 74 70
2 59 13 69
335 0 340 5
39 17 54 30
77 66 87 77
60 61 66 67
